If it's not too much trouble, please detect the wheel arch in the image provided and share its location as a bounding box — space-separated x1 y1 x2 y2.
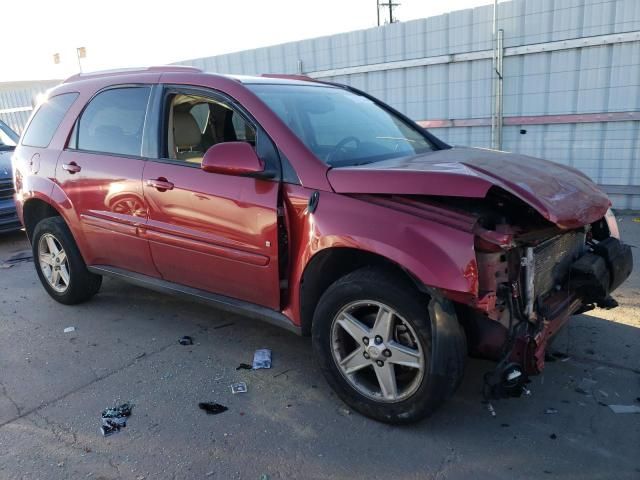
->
22 197 63 240
299 247 426 336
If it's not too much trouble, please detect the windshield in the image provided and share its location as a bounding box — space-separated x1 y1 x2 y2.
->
0 120 19 149
247 84 435 167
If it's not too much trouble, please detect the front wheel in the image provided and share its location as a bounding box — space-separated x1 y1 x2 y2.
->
312 267 466 424
32 216 102 305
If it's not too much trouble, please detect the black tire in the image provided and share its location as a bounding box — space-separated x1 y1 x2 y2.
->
31 216 102 305
312 266 466 424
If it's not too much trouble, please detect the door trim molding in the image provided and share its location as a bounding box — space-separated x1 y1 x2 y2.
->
140 225 270 266
88 265 301 335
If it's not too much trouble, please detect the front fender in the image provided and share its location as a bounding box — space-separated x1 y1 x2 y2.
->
283 185 478 325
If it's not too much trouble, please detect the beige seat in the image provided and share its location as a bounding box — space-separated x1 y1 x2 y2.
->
173 112 204 163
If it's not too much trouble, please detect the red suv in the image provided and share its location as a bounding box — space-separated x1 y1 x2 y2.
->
12 66 632 423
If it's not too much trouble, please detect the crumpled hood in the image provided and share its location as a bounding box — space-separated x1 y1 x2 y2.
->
327 147 610 229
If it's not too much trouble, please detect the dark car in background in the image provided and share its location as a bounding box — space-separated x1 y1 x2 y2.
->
0 120 20 232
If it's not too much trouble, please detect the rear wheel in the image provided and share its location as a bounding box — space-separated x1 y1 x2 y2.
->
32 217 102 304
312 267 466 424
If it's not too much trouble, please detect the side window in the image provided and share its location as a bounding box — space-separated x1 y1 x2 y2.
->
166 93 256 165
231 113 256 142
21 93 79 148
189 103 209 133
74 87 150 156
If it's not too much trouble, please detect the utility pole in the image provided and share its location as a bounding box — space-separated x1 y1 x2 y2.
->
491 0 504 150
377 0 400 26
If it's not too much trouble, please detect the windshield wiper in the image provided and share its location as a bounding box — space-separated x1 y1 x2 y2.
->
375 136 416 143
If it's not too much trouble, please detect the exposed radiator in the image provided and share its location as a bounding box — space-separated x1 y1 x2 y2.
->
533 231 586 297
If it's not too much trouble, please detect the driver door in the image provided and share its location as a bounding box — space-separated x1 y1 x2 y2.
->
141 87 281 309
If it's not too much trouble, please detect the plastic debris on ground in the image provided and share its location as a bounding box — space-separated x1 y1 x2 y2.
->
63 326 76 333
198 402 228 415
544 408 558 414
100 402 133 436
487 402 496 417
179 335 193 346
236 363 252 370
607 404 640 414
252 349 272 369
231 382 247 394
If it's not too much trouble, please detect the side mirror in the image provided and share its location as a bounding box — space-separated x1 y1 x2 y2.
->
201 142 265 176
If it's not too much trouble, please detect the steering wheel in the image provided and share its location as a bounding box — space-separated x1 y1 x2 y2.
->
326 136 361 164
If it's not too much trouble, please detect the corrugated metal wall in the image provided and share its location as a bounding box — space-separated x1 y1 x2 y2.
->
1 0 638 208
0 80 59 134
176 0 640 209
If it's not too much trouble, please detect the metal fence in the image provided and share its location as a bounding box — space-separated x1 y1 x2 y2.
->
175 0 640 209
1 0 638 208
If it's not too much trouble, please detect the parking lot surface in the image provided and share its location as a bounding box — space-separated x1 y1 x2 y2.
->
0 217 638 479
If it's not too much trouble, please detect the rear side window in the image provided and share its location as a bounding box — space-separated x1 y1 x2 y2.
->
21 93 79 148
74 87 150 156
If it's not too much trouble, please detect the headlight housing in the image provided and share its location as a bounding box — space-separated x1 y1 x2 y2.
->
604 208 620 240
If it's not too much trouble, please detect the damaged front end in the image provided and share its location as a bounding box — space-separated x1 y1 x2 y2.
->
458 190 633 399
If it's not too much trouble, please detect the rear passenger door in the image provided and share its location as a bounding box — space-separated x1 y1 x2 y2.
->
57 86 159 276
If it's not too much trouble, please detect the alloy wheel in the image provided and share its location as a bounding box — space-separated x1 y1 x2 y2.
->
38 233 70 293
330 300 425 403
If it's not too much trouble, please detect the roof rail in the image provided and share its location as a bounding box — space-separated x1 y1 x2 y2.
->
260 73 321 82
62 65 202 84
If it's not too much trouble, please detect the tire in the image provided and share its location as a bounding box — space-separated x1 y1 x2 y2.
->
312 266 466 424
31 216 102 305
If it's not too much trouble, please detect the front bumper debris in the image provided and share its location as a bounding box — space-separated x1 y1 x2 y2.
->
514 237 633 376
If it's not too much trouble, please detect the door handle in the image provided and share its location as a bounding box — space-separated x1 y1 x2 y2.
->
62 162 81 174
146 177 174 192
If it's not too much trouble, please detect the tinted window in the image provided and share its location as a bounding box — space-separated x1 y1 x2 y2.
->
21 93 79 148
76 87 150 156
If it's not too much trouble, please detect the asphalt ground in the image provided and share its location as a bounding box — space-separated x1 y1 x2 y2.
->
0 216 638 479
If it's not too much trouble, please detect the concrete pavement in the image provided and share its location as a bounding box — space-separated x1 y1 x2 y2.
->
0 216 638 479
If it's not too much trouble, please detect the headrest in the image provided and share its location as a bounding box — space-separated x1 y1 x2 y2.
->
173 112 201 148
